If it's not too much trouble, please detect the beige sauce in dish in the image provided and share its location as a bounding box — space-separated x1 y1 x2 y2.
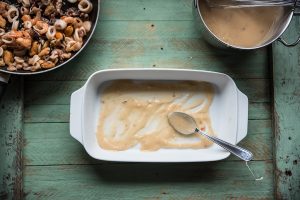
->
199 0 285 47
96 80 215 151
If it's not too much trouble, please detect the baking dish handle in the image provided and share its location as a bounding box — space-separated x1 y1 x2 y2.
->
236 90 248 144
70 87 84 145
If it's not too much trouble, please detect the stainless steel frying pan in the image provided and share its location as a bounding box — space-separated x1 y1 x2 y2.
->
0 0 100 98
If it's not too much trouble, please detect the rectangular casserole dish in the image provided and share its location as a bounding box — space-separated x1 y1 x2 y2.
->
70 68 248 162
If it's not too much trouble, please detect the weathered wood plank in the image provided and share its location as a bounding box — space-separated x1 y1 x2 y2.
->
21 1 275 199
272 17 300 199
24 102 270 123
100 0 193 21
88 21 200 39
249 103 271 120
26 37 269 81
0 77 23 200
24 79 270 105
24 105 70 123
24 161 273 199
23 120 271 165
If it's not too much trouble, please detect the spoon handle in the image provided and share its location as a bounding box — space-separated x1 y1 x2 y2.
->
196 128 253 161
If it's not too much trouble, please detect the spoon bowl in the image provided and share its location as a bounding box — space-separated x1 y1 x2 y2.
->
167 112 197 135
168 112 253 161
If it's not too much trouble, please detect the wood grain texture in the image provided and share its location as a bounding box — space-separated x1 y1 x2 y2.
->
22 0 276 199
100 0 194 21
24 102 270 123
23 120 271 165
272 17 300 199
26 37 269 81
24 161 273 200
0 77 23 200
24 79 270 105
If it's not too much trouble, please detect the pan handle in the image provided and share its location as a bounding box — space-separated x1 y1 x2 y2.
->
294 0 300 15
0 73 10 101
279 1 300 47
278 37 300 47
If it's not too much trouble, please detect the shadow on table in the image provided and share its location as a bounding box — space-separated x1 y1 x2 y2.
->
87 160 230 183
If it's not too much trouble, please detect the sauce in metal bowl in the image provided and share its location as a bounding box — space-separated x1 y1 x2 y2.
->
199 0 285 48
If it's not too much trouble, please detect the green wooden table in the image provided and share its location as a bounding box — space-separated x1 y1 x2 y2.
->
1 0 299 199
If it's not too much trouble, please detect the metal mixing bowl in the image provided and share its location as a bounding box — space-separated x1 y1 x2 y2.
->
193 0 298 49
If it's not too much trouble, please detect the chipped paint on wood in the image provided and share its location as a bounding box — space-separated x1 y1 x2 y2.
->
273 16 300 199
0 77 23 200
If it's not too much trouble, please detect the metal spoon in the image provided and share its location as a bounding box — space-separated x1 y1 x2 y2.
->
168 112 253 161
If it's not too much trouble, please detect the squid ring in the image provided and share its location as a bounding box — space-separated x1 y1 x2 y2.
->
46 26 56 40
7 6 19 23
1 35 15 44
73 27 86 42
78 0 93 13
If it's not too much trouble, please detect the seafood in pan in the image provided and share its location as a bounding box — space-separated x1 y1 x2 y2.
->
0 0 93 72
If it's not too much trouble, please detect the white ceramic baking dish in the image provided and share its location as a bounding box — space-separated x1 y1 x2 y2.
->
70 68 248 162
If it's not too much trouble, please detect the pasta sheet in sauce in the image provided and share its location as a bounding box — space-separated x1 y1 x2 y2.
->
97 80 215 151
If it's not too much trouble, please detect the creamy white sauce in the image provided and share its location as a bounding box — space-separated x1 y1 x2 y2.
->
97 80 215 151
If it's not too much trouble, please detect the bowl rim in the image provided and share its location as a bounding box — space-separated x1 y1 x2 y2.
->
194 0 294 50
